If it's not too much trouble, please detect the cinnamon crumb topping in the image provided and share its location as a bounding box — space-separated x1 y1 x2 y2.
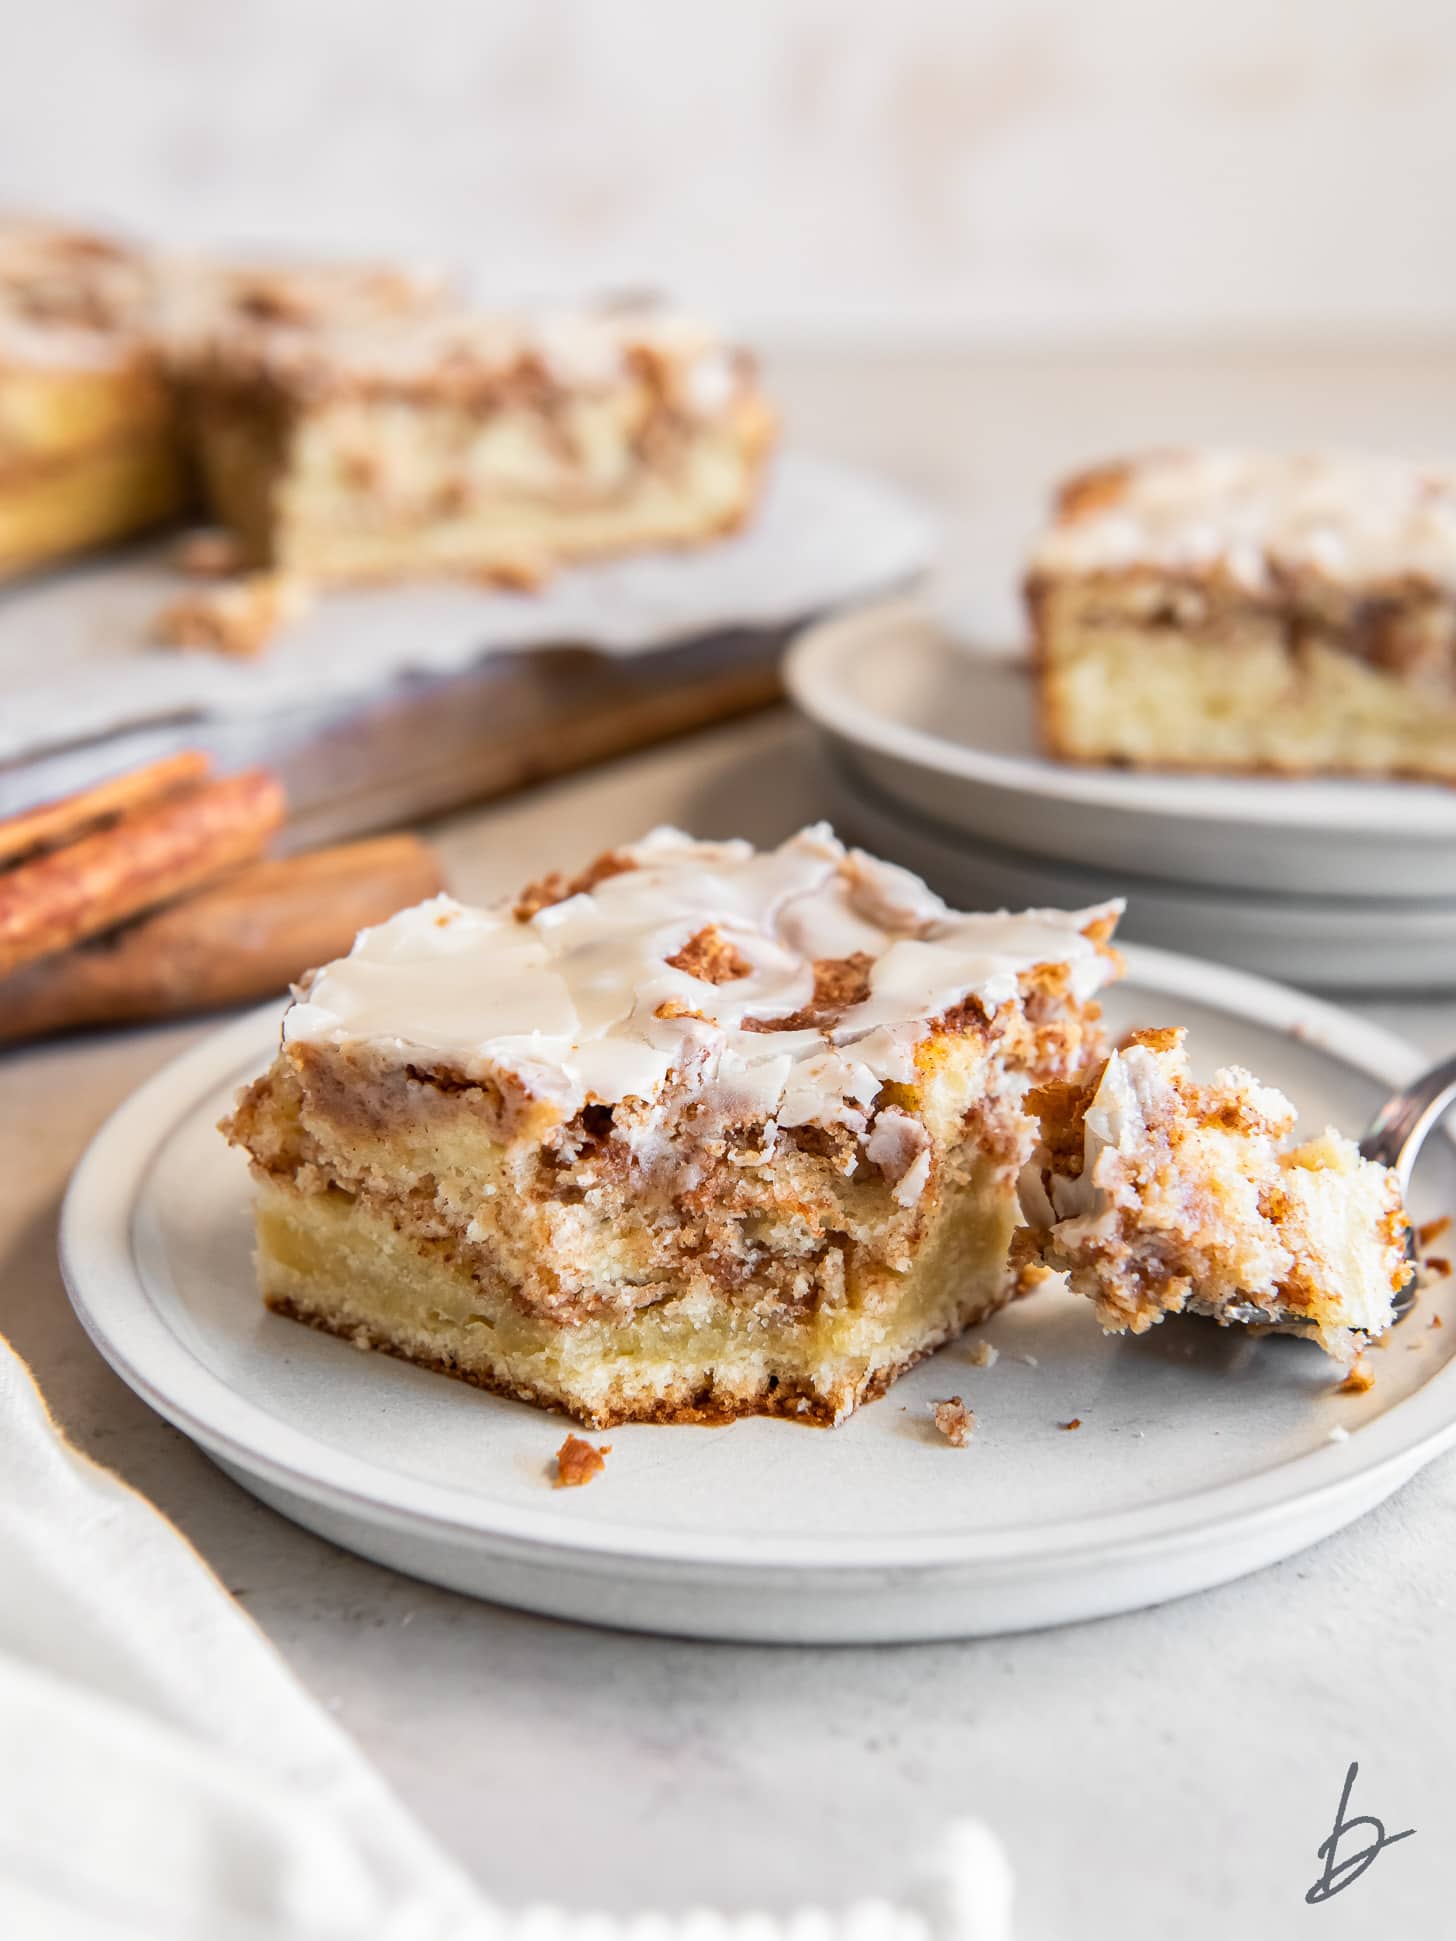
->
1423 1256 1451 1278
1056 459 1135 522
553 1434 611 1487
931 1397 974 1447
514 850 636 922
666 924 752 985
1121 1025 1183 1055
1418 1216 1452 1247
742 951 875 1033
1336 1360 1376 1395
654 999 711 1023
1059 1417 1082 1431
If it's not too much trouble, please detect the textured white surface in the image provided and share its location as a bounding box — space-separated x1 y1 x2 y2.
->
0 454 932 769
3 0 1456 341
0 1337 1013 1935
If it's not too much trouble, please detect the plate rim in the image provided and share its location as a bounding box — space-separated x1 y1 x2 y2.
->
60 954 1456 1581
827 744 1456 927
784 599 1456 842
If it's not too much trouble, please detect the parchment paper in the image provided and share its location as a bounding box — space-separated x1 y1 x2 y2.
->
0 454 934 766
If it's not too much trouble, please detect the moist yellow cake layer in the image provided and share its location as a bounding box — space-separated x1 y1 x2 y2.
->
0 363 174 465
229 1012 1049 1331
1040 614 1456 779
0 435 189 581
253 1162 1018 1428
193 393 773 579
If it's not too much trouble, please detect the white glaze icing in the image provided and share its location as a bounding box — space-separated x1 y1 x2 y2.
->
0 219 153 369
173 262 751 422
1032 449 1456 593
285 825 1119 1139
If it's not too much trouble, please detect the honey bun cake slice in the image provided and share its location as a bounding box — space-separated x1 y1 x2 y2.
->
223 826 1122 1427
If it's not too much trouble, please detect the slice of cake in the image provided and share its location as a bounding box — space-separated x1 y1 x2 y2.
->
1026 449 1456 781
1016 1027 1412 1361
222 826 1121 1427
0 218 187 579
175 275 776 588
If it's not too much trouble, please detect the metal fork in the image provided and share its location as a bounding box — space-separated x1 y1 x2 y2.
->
1357 1051 1456 1323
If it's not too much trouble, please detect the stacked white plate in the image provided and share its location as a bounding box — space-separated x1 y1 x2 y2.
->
786 603 1456 993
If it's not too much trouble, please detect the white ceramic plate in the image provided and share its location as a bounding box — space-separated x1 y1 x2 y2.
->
825 754 1456 994
61 956 1456 1645
785 602 1456 899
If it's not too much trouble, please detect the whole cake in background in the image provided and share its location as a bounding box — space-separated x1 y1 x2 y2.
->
222 826 1120 1427
170 270 777 589
0 217 187 580
1027 449 1456 783
0 214 777 596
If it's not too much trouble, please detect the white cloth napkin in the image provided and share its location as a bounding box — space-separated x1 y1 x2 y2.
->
0 1334 1013 1941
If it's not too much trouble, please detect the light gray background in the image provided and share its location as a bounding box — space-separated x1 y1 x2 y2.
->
1 0 1452 341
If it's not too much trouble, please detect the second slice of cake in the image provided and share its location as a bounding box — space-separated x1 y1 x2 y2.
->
1027 449 1456 782
223 826 1120 1427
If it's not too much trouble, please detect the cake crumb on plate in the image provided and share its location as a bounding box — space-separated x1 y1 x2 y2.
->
554 1434 612 1488
931 1398 974 1447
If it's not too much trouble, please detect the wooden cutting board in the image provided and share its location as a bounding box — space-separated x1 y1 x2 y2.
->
2 623 791 847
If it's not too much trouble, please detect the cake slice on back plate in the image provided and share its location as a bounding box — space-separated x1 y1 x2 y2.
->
1027 449 1456 782
1015 1028 1412 1363
223 826 1121 1427
172 268 777 589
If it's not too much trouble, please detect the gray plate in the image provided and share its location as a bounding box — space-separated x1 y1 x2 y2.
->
61 956 1456 1643
786 603 1456 900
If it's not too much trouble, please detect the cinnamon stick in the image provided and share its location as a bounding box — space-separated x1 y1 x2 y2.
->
0 767 286 978
0 750 212 869
0 835 443 1041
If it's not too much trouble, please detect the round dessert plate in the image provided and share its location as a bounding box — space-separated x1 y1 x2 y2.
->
62 954 1456 1645
785 601 1456 899
825 754 1456 994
